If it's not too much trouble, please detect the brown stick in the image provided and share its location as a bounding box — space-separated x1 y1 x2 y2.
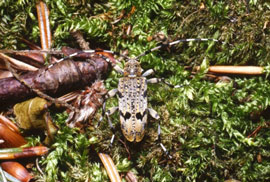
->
0 55 110 108
247 125 262 138
4 58 76 112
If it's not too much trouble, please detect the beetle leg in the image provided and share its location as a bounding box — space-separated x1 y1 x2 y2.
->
105 107 119 146
147 78 182 88
97 88 118 127
148 108 172 159
158 123 172 159
107 88 118 98
113 65 124 75
147 78 174 87
142 69 154 77
148 107 160 120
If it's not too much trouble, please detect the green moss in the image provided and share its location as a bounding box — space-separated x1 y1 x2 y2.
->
1 0 270 181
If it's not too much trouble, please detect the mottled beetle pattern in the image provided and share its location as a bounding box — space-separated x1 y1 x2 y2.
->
100 38 221 146
118 60 147 142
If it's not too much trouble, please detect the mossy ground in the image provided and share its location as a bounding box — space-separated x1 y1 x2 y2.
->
1 0 270 181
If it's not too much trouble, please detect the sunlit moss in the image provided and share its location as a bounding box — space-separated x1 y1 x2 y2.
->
1 0 270 181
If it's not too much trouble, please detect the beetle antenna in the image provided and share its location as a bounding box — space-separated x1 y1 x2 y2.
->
135 38 224 60
47 49 130 69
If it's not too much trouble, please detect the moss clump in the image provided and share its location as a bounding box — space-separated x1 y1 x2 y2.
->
1 0 270 181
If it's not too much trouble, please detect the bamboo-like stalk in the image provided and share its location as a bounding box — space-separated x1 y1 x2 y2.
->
208 66 264 75
2 169 22 182
36 1 52 61
196 66 264 75
0 123 27 148
0 115 20 133
99 153 121 182
0 147 27 154
1 162 32 182
0 146 49 159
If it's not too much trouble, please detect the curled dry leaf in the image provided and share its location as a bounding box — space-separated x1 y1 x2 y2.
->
1 162 32 182
13 97 58 145
14 97 49 129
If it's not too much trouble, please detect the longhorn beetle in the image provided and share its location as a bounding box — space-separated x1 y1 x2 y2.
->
44 37 222 156
8 37 222 156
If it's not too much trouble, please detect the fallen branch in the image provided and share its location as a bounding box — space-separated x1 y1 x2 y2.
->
0 54 110 108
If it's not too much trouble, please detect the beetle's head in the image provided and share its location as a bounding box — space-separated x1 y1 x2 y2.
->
124 59 142 77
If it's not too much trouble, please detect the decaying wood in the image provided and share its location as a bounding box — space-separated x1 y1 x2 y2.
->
4 57 77 111
63 33 107 128
0 54 110 108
